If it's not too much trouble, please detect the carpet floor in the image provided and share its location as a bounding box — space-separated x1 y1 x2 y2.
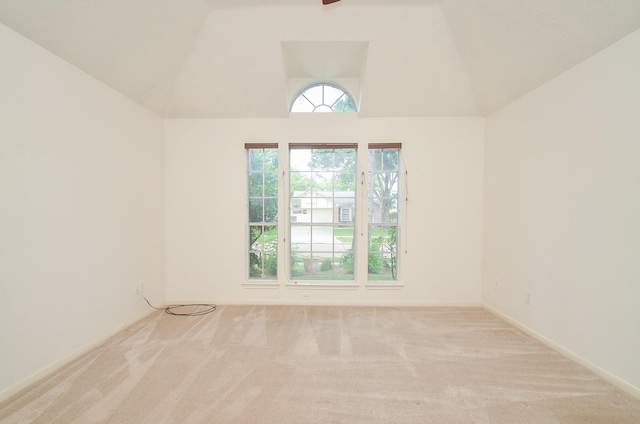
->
1 306 639 423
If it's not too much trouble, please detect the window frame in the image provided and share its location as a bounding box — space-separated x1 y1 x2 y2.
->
243 142 404 289
290 83 357 113
366 143 402 285
288 143 358 285
245 143 280 284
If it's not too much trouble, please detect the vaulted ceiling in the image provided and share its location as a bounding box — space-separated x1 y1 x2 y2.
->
1 0 639 118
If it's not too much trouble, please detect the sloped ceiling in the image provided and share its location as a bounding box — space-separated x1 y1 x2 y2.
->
1 0 639 118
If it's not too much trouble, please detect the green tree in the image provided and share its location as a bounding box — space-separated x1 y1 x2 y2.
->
369 149 398 222
310 149 356 191
290 171 314 193
332 95 356 112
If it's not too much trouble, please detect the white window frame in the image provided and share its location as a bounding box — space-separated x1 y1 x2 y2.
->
243 142 404 289
290 83 357 113
366 143 402 286
245 143 280 284
288 143 358 286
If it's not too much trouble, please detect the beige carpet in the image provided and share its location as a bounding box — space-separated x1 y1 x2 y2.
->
1 306 639 423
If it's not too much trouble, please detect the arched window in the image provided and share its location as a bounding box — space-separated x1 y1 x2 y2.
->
290 83 357 113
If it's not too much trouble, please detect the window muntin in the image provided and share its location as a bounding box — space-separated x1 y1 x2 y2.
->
247 145 279 280
290 145 357 281
368 145 400 281
290 83 357 113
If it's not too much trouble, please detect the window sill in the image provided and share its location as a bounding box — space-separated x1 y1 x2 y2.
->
243 281 279 288
287 281 358 289
365 281 404 289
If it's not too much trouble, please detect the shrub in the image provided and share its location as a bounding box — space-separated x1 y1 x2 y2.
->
340 249 354 273
320 257 333 272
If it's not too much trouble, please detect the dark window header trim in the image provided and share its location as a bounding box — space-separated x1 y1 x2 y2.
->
289 143 358 150
245 143 278 149
368 143 402 149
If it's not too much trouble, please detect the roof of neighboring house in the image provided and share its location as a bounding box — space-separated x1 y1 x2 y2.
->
292 191 355 208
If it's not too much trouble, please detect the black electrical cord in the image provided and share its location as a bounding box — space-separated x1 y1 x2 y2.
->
143 296 216 316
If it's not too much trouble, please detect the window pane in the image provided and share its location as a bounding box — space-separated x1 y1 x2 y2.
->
385 175 399 198
264 148 278 171
248 173 263 196
291 225 311 249
312 227 333 252
264 172 278 196
311 149 333 169
324 85 343 106
249 225 263 252
335 226 354 250
333 172 356 191
264 198 278 223
335 149 356 172
291 96 314 112
368 225 398 280
249 252 262 278
312 202 333 223
311 171 332 191
369 149 383 171
335 225 355 279
369 198 397 224
249 199 263 223
381 198 398 223
332 95 356 112
262 225 277 277
290 150 311 172
249 149 264 171
290 171 312 193
368 148 399 223
383 149 399 171
302 85 323 107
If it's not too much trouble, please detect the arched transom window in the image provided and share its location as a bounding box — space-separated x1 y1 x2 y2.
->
291 83 357 113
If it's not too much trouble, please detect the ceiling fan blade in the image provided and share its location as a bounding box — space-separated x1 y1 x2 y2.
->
322 0 341 5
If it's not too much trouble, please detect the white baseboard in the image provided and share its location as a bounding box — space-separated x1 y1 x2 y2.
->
0 308 157 404
483 303 640 400
166 299 483 307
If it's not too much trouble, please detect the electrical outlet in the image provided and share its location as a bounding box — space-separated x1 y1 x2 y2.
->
525 290 532 305
301 293 311 301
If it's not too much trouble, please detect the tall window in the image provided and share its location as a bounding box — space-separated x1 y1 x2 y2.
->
246 144 279 280
290 83 357 113
289 144 357 281
368 144 401 281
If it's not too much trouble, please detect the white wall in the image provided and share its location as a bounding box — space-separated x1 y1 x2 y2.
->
484 29 640 393
0 24 165 398
165 116 484 306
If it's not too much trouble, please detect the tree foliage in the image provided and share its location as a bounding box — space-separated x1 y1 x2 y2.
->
332 95 356 112
369 149 399 222
309 149 356 191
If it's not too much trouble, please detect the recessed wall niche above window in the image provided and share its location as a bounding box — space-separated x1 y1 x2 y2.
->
281 40 368 114
290 83 357 113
